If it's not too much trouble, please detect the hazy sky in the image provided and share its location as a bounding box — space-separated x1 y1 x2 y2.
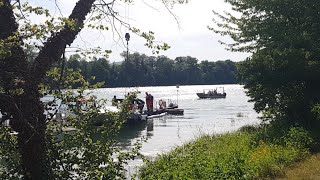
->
30 0 249 62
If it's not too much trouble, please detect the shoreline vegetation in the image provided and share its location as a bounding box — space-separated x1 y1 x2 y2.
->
138 125 318 179
66 53 238 88
2 0 320 178
276 153 320 180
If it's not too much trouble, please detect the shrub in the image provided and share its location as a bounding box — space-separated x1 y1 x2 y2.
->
283 127 314 150
238 124 261 133
139 126 315 179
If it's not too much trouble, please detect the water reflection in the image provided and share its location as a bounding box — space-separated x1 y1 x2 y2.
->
93 85 259 159
146 120 154 137
231 118 235 126
116 120 154 148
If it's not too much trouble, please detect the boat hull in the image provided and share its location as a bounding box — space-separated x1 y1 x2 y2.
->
196 93 226 99
166 108 184 115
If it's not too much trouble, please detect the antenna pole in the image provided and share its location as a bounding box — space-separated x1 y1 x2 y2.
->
127 40 129 61
125 33 130 61
176 84 179 107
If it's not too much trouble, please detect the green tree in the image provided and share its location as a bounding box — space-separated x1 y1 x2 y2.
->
214 60 237 84
109 62 121 87
65 53 238 87
154 56 174 85
0 0 188 179
199 60 217 84
67 54 82 70
210 0 320 128
173 56 200 85
90 57 111 85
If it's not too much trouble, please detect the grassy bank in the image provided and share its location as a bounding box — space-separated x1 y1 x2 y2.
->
139 126 315 179
276 153 320 180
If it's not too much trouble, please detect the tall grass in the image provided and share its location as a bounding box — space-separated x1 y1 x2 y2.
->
276 153 320 179
139 127 314 179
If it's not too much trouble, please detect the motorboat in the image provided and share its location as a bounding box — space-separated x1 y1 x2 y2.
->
196 87 226 99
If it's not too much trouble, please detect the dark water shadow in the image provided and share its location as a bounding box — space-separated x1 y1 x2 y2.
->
116 120 154 148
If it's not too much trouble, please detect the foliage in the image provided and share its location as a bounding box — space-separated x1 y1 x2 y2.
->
210 0 320 129
0 127 21 179
283 127 314 150
139 127 314 179
66 53 238 87
277 153 320 179
1 68 144 179
0 0 188 178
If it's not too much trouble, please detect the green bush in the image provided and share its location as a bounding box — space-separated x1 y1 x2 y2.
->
139 127 314 179
238 124 261 133
283 127 314 150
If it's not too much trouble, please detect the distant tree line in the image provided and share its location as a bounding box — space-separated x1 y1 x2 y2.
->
66 52 238 87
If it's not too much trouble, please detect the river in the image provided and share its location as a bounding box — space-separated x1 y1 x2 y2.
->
91 84 260 175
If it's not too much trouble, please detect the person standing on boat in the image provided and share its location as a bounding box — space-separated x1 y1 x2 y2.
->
149 93 154 110
146 92 153 114
146 92 150 110
136 98 145 113
112 95 117 106
145 92 150 115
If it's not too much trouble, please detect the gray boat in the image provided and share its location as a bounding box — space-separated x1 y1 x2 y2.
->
196 88 226 99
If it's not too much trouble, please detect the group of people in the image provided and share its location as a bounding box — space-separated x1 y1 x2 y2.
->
208 89 217 95
111 95 121 106
111 92 155 113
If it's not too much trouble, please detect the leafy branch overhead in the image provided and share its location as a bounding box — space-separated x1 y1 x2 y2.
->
210 0 320 128
3 0 189 59
0 0 189 179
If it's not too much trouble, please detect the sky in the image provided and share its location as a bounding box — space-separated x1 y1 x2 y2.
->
30 0 250 62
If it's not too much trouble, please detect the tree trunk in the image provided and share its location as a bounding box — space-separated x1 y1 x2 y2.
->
0 0 96 179
8 84 51 179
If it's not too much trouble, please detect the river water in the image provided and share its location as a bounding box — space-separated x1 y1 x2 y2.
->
92 84 260 174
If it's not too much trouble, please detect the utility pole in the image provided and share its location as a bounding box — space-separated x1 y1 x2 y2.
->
176 84 179 107
125 33 130 61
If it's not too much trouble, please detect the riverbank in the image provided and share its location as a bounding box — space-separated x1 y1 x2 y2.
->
276 153 320 179
138 125 316 179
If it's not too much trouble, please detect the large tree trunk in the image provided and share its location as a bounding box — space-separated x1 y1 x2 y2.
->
11 92 52 179
4 77 54 179
0 0 96 179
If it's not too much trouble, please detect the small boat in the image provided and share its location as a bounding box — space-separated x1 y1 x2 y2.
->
145 112 167 119
166 108 184 115
197 88 226 99
157 99 184 115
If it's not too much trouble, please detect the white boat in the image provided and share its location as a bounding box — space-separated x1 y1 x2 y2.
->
145 112 167 119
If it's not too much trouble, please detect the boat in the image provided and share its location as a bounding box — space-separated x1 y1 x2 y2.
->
166 108 184 115
156 99 184 115
145 112 167 119
196 88 226 99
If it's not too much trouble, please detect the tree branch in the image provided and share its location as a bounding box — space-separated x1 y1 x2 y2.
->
30 0 96 85
0 0 18 39
0 0 29 91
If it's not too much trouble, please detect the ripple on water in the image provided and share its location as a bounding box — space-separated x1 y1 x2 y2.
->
95 84 260 171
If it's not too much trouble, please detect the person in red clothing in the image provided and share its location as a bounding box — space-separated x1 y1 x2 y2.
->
149 93 154 110
146 92 151 111
146 92 155 112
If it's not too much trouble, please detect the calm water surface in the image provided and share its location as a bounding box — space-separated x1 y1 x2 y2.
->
93 84 260 172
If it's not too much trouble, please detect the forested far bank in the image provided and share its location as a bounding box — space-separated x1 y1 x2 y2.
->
66 53 238 87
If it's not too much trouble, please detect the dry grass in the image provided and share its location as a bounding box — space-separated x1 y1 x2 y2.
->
276 154 320 180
